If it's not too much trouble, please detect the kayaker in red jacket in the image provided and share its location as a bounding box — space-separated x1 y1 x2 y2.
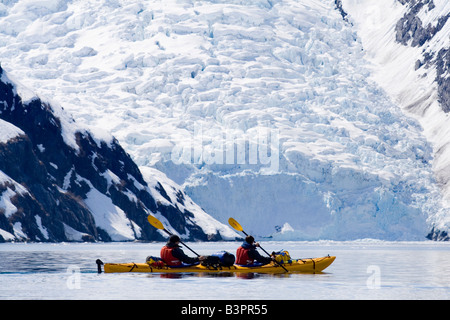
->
160 235 206 267
235 236 273 266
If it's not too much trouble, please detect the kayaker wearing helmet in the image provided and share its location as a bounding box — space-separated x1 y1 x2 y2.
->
235 235 274 266
160 235 206 267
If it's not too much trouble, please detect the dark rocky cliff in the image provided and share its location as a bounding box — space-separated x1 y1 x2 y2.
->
395 0 450 113
0 65 230 242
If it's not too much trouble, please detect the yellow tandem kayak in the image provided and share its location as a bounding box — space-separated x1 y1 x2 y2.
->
99 256 335 274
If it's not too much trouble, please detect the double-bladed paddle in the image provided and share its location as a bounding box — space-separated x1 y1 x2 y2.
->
228 217 289 272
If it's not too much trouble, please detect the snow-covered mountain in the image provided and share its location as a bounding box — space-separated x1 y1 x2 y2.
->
0 0 449 240
0 65 237 242
340 0 450 240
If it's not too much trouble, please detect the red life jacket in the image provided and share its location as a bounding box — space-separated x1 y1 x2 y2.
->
160 245 182 266
236 246 254 265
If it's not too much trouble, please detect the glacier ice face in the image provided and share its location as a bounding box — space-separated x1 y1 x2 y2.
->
0 65 238 242
0 0 447 240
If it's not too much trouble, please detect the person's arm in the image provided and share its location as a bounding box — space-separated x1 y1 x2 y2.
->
172 247 200 264
248 247 272 264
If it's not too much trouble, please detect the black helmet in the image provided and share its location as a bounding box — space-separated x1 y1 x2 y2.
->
169 235 181 244
245 235 255 244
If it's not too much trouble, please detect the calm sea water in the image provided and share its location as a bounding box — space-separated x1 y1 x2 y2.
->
0 241 449 300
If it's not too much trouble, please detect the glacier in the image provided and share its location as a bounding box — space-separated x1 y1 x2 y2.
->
0 65 238 242
0 0 449 240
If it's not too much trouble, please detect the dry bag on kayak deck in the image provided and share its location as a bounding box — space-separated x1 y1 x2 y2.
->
202 251 235 267
211 251 235 267
145 256 165 268
273 250 292 264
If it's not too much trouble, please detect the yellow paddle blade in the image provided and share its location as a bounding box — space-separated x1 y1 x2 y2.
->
147 215 165 230
228 217 243 232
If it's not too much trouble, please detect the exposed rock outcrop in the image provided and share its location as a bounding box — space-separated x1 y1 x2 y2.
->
0 65 236 242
